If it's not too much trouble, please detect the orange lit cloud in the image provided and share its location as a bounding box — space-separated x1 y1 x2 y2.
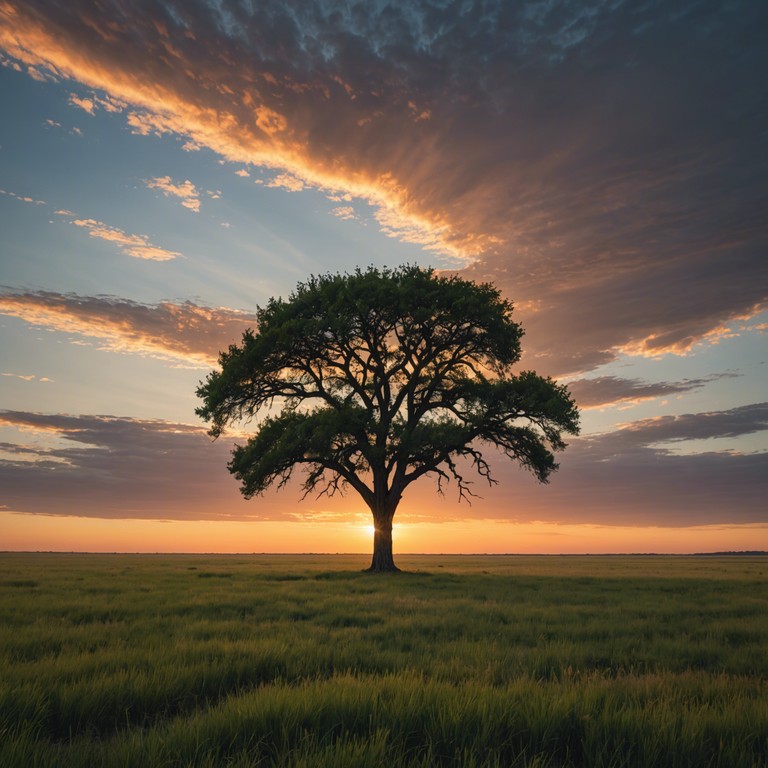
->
0 291 257 368
332 206 356 221
265 173 305 193
0 0 765 374
67 90 126 115
67 92 94 113
60 214 181 261
145 175 202 212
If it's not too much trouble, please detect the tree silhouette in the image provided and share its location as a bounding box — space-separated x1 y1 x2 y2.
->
196 266 579 571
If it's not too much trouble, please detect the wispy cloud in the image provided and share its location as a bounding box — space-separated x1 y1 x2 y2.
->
43 118 83 136
145 175 202 212
0 188 45 205
567 373 740 410
0 291 257 368
61 214 181 261
609 403 768 448
0 372 52 383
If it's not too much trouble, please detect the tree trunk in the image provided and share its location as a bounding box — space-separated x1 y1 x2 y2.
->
367 517 399 572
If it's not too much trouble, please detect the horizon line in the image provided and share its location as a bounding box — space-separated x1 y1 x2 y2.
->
2 550 766 557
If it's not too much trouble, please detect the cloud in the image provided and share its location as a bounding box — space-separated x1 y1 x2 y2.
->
332 206 356 221
1 404 764 526
437 403 768 527
125 110 174 136
567 373 739 409
0 51 22 71
0 411 248 520
0 1 495 258
26 65 54 82
0 372 52 382
68 93 94 113
68 91 125 115
96 93 126 113
0 188 45 205
145 175 201 212
608 403 768 448
0 0 765 374
0 290 257 368
61 214 181 260
43 118 85 137
265 173 305 193
0 410 360 522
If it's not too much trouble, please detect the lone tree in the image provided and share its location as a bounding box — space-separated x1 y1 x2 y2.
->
196 265 579 572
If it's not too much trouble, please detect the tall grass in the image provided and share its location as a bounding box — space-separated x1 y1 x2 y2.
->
1 554 766 766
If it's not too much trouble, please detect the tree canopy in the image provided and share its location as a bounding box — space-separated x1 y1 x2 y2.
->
196 265 579 571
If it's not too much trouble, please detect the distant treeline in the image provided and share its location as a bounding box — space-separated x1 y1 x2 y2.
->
695 551 767 556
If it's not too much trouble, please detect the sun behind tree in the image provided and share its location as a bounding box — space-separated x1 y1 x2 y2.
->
196 265 579 571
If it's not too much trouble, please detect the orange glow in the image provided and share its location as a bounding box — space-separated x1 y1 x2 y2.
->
2 513 765 554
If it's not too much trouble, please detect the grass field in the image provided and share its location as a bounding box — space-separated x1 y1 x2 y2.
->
0 553 766 767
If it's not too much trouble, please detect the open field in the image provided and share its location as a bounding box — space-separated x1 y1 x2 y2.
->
1 553 766 767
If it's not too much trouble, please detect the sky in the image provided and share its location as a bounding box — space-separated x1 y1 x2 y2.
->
1 0 766 555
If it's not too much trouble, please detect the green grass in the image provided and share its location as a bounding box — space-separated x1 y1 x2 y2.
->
0 553 766 767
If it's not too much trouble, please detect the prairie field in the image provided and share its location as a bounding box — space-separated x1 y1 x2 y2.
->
0 553 766 767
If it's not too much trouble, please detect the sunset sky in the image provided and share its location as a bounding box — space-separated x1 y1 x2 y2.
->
1 0 766 554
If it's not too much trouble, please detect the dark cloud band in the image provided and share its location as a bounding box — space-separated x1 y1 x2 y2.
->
567 373 740 409
2 405 765 526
